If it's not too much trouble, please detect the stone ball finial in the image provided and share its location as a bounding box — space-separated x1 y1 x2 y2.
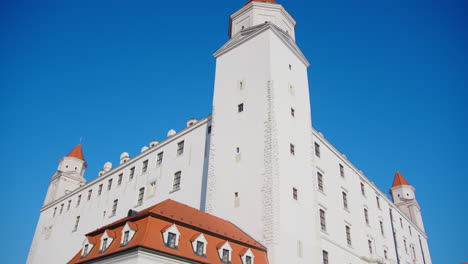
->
103 162 112 171
186 118 198 127
167 129 176 137
141 146 149 152
150 140 159 147
120 152 129 160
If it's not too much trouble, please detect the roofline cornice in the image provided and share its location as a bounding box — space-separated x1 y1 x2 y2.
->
215 22 309 67
40 115 213 212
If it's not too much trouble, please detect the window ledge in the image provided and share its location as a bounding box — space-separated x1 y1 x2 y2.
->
169 189 180 194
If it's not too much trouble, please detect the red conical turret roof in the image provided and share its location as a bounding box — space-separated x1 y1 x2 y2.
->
66 144 85 161
392 171 410 187
244 0 277 6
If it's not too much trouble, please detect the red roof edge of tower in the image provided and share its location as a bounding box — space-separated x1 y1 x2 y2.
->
392 171 410 187
66 144 85 161
243 0 277 7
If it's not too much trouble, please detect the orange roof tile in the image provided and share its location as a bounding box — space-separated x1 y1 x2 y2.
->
68 199 268 264
66 144 85 161
392 171 410 187
244 0 277 6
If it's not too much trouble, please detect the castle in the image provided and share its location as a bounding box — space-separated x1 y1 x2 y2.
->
27 1 432 263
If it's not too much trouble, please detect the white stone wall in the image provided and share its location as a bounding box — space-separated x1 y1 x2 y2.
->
26 117 212 264
206 27 320 264
312 128 432 264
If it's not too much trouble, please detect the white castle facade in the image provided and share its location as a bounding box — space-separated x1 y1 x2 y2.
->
27 1 432 264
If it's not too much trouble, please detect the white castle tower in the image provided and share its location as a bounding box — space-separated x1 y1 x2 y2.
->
206 0 319 263
43 144 87 205
390 171 425 232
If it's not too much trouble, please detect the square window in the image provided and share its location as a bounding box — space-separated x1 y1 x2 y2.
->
177 141 184 156
315 142 320 157
173 171 182 191
339 164 344 177
238 103 244 113
361 183 365 196
364 208 369 224
157 152 164 166
368 240 373 254
111 199 118 216
317 172 324 191
87 190 92 200
346 225 352 246
102 238 108 251
291 108 295 117
376 196 381 209
167 232 177 248
123 231 130 245
108 179 112 191
222 249 229 262
142 160 148 173
76 195 81 207
208 125 212 134
73 216 80 232
322 250 328 264
137 188 145 206
129 167 135 180
67 200 71 211
196 241 204 256
118 174 123 185
320 209 326 232
293 187 298 200
380 221 385 236
342 192 348 209
246 255 252 264
97 184 102 195
290 144 295 155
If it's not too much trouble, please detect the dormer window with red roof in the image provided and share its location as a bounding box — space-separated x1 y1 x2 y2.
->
191 233 208 257
120 222 137 246
99 230 114 253
240 248 255 264
162 224 180 249
218 241 232 263
81 237 95 258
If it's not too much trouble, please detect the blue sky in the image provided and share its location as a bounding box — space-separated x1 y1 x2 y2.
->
0 0 466 263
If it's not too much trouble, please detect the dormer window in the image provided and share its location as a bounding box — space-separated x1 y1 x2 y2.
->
120 222 137 246
191 233 208 257
240 248 255 264
162 224 180 249
217 241 232 263
81 237 95 258
99 230 114 253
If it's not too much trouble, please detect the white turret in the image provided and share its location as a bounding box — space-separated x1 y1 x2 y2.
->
229 0 296 41
43 144 87 205
390 171 425 232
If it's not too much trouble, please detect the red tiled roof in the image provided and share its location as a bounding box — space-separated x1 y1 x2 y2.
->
244 0 277 6
66 144 85 161
68 199 268 264
392 171 410 187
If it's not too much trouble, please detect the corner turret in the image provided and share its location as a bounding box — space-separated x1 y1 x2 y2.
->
390 171 425 232
43 144 87 205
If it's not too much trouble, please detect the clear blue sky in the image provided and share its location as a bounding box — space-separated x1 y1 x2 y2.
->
1 0 466 263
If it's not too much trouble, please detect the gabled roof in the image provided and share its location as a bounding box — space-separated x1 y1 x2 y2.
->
244 0 277 6
392 171 410 187
68 199 268 264
66 144 85 161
